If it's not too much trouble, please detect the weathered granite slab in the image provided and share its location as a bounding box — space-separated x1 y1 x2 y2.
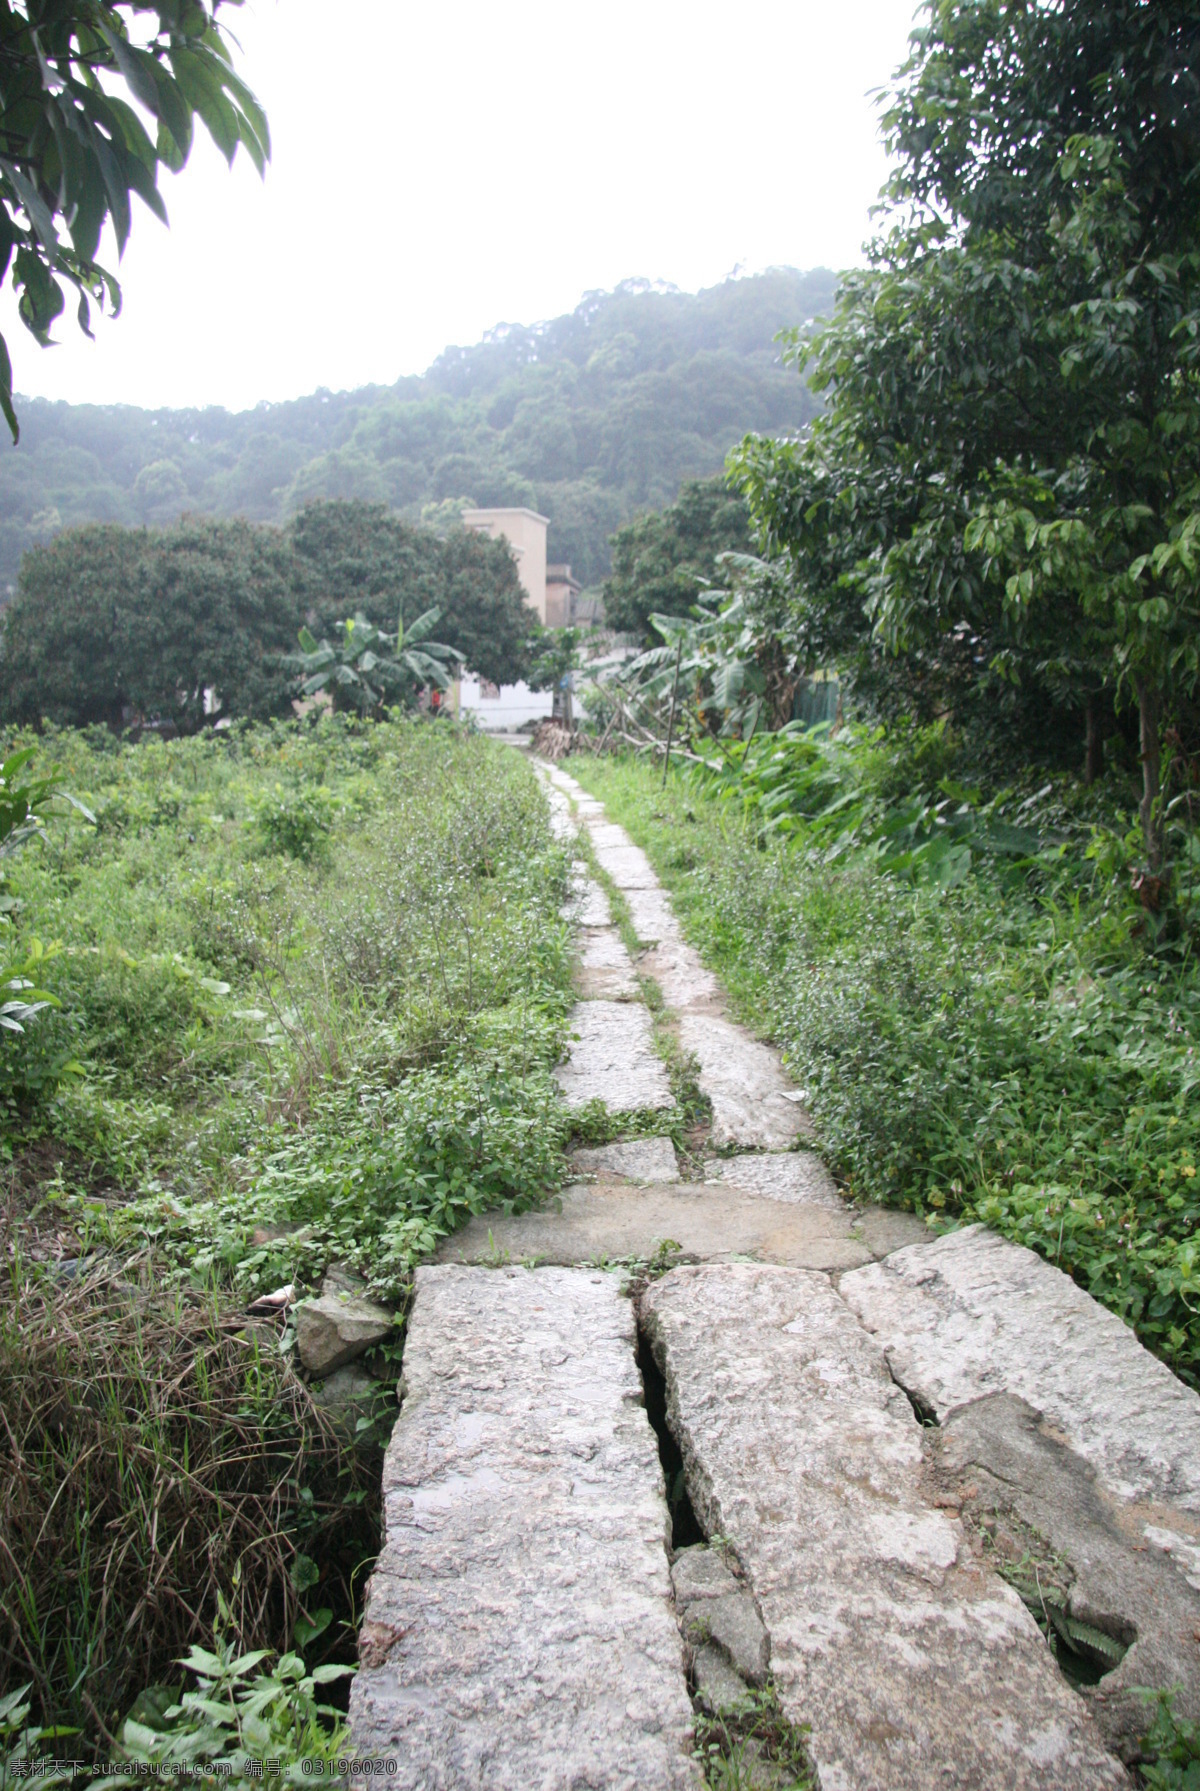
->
434 1179 877 1272
678 1013 807 1149
571 1137 679 1182
642 937 723 1011
575 878 611 928
931 1392 1200 1760
841 1226 1200 1515
350 1266 698 1788
641 1263 1127 1791
706 1151 841 1210
623 885 682 945
555 1000 675 1112
577 926 638 998
592 843 659 889
586 820 636 852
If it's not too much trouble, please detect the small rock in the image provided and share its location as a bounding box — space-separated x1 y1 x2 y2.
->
692 1641 750 1714
321 1263 367 1298
309 1362 386 1441
673 1545 770 1685
698 1593 770 1685
295 1289 395 1378
247 1282 293 1312
672 1543 740 1602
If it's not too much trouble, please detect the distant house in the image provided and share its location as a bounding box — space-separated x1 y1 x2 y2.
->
455 506 554 730
462 507 550 623
545 563 582 628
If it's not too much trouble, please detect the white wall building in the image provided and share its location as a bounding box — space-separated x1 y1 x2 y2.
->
454 506 554 730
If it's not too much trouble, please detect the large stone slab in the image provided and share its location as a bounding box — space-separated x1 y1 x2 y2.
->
623 885 681 946
555 1000 674 1112
586 820 636 852
571 1137 679 1183
576 925 638 998
574 878 611 928
592 843 659 889
705 1151 841 1210
841 1226 1200 1516
640 1263 1126 1791
350 1266 697 1788
434 1179 877 1272
678 1013 808 1149
642 936 723 1011
930 1392 1200 1760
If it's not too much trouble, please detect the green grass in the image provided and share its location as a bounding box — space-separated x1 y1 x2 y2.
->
569 749 1200 1388
0 714 579 1761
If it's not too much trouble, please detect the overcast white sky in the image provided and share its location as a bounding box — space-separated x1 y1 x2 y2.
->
4 0 919 413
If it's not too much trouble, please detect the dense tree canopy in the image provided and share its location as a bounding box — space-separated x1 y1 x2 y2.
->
602 478 751 641
0 500 538 726
288 499 533 687
0 0 268 440
0 270 833 595
731 0 1200 863
0 516 298 728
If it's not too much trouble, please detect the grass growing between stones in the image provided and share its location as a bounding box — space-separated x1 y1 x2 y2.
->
694 1688 814 1791
569 831 712 1152
0 716 577 1764
568 750 1200 1388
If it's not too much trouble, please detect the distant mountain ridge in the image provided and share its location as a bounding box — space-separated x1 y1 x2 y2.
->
0 267 836 596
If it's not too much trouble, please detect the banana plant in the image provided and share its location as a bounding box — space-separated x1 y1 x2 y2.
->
287 611 463 716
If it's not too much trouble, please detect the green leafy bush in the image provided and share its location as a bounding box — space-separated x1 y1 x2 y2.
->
252 782 338 861
571 747 1200 1384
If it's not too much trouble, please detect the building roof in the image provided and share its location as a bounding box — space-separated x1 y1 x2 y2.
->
462 506 551 527
546 563 582 592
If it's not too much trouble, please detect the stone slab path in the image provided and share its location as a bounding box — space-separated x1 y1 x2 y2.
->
350 756 1200 1787
349 1265 697 1790
642 1263 1127 1791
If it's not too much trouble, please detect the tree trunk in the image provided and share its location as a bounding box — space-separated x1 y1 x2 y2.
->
1084 693 1104 785
1134 673 1163 870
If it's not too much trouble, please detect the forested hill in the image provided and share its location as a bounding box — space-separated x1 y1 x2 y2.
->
0 268 834 597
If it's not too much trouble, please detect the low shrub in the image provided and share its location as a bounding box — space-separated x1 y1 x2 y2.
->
571 748 1200 1385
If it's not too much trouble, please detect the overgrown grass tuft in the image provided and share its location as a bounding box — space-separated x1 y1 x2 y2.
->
0 1247 376 1763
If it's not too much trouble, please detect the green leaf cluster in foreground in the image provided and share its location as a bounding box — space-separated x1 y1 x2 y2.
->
572 747 1200 1386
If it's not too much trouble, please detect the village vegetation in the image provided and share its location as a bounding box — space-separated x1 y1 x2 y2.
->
2 0 1200 1783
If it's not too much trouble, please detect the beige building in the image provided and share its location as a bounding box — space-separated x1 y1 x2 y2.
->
545 563 582 628
462 507 550 623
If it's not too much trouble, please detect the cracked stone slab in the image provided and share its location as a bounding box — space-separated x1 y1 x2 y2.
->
434 1179 878 1271
349 1265 698 1788
841 1226 1200 1516
931 1392 1200 1760
640 1263 1127 1791
570 1138 679 1183
677 1013 809 1149
555 1000 674 1112
705 1151 842 1210
577 926 638 998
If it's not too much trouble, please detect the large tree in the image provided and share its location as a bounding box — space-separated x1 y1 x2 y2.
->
288 499 534 686
0 0 268 439
732 0 1200 863
0 515 300 727
603 477 751 641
